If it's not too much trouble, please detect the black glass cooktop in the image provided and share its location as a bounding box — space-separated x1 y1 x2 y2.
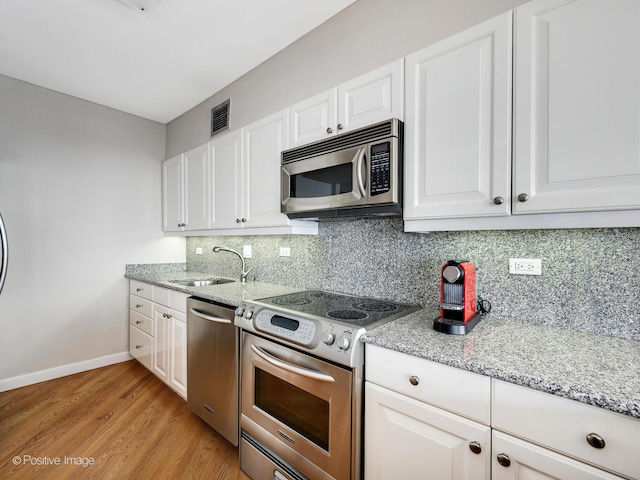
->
256 290 418 327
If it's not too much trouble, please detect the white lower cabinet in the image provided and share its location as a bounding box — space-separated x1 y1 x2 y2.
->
365 344 491 479
492 431 622 480
365 382 490 479
365 346 640 480
129 280 188 399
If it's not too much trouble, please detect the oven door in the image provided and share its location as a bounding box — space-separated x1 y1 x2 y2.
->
241 332 352 480
281 144 367 214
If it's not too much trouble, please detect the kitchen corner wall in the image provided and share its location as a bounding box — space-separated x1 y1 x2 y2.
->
187 220 640 342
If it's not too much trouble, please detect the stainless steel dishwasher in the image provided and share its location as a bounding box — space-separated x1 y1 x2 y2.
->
187 297 239 446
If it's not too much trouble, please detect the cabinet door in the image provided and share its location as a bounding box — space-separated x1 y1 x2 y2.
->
513 0 640 214
404 12 512 220
169 310 187 399
492 431 623 480
288 88 337 148
338 59 404 133
162 154 184 232
211 129 244 229
365 382 490 480
153 305 169 384
183 143 211 230
243 110 291 228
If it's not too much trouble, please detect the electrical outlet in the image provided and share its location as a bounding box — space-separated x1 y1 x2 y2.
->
242 245 252 258
279 247 291 257
509 258 542 275
195 247 203 255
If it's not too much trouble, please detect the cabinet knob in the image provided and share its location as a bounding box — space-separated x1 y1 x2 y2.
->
136 288 143 292
241 218 247 223
136 320 142 324
409 375 419 386
469 441 482 454
586 433 606 449
517 193 529 202
493 196 504 205
326 127 333 134
236 218 241 223
337 123 343 130
136 304 143 308
135 344 142 349
496 453 511 467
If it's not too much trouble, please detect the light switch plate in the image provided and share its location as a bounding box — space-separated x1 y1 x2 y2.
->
242 245 252 258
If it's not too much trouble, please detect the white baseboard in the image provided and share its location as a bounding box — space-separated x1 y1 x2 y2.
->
0 351 134 392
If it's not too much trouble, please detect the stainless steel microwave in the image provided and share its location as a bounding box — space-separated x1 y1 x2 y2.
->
281 119 403 219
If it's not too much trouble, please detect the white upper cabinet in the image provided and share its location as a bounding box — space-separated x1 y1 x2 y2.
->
162 154 183 232
288 59 404 148
210 129 244 229
404 12 512 220
162 143 211 232
183 143 211 230
243 109 292 228
513 0 640 214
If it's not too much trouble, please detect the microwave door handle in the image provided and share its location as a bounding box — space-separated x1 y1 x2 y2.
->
250 344 336 383
356 147 367 197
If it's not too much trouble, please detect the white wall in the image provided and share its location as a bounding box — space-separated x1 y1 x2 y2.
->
0 75 185 387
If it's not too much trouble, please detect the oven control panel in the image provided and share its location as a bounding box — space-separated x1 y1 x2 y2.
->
234 302 365 367
253 309 317 346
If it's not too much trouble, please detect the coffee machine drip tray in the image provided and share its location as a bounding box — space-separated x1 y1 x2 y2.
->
433 312 482 335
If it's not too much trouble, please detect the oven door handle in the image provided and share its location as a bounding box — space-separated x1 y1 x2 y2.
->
189 307 232 324
250 344 336 383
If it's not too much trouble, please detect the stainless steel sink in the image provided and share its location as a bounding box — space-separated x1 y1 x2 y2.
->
169 278 234 287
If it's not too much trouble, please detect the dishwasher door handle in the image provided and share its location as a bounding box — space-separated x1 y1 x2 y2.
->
189 307 233 324
250 344 335 383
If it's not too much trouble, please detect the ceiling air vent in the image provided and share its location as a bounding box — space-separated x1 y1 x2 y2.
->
211 99 231 137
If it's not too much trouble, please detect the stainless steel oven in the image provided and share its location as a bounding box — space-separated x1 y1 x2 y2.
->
240 332 355 480
234 290 419 480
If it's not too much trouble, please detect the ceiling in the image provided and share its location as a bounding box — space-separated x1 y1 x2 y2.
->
0 0 356 124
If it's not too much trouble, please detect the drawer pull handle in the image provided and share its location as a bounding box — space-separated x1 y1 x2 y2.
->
136 320 142 324
469 441 482 454
135 344 143 349
409 375 419 386
497 453 511 467
136 304 143 308
586 433 605 449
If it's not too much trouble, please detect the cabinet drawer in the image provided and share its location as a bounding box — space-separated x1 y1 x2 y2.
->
129 280 152 300
152 285 170 307
365 344 491 425
170 290 188 313
492 380 640 479
129 325 152 371
129 294 152 318
129 309 153 336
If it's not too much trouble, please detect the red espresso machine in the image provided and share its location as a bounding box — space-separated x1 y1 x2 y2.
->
433 260 481 334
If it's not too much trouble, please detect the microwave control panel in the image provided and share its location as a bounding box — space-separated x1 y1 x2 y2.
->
369 141 391 196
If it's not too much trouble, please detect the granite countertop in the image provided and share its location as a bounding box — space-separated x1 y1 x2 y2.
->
126 268 640 420
125 270 303 307
361 310 640 419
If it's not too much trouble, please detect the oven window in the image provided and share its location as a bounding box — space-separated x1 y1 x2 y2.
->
290 163 353 198
255 369 330 451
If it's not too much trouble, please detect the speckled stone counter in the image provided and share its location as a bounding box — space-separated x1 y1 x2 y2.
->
125 269 303 307
362 311 640 419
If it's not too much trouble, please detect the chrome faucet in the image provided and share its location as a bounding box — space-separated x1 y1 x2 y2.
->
212 246 253 283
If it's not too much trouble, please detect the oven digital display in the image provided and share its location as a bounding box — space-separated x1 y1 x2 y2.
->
271 315 299 331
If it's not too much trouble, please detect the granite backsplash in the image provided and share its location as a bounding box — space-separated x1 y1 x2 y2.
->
185 218 640 342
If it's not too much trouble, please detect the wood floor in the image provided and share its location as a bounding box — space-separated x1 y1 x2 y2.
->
0 360 250 480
